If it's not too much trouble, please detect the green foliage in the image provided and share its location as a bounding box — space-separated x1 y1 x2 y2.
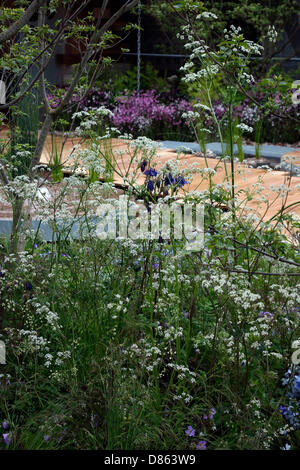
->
0 0 300 453
0 203 299 449
105 62 171 94
8 88 40 177
145 0 298 60
0 8 24 26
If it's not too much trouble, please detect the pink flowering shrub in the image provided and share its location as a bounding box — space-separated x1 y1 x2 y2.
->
48 87 193 140
112 90 193 138
48 80 299 144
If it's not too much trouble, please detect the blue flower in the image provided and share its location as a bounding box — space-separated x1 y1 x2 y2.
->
140 160 147 172
147 180 154 192
196 440 207 450
258 311 274 319
185 425 196 437
281 443 291 450
279 402 300 430
175 176 188 187
164 173 175 186
292 375 300 398
144 168 157 177
3 433 11 446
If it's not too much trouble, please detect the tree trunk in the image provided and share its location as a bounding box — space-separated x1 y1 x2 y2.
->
9 196 25 254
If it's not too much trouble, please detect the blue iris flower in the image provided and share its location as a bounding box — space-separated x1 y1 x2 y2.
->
144 168 157 177
147 180 154 192
165 173 175 186
175 176 188 187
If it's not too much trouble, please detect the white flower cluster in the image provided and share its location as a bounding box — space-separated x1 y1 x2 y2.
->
73 145 106 176
196 11 218 20
44 350 71 368
236 123 254 133
267 25 278 43
182 65 219 83
33 302 61 331
18 329 49 352
73 107 113 135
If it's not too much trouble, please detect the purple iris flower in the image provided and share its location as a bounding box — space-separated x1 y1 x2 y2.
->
196 440 207 450
185 425 196 437
2 421 8 430
3 433 11 446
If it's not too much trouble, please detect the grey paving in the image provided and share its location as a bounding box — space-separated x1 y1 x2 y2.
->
162 141 299 161
0 217 100 241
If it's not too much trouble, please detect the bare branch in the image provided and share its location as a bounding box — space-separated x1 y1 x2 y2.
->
30 112 53 172
53 0 139 115
97 0 139 37
0 0 92 110
218 266 300 277
38 0 51 113
226 236 300 268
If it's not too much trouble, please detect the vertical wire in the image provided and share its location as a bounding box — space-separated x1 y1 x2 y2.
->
137 0 141 93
